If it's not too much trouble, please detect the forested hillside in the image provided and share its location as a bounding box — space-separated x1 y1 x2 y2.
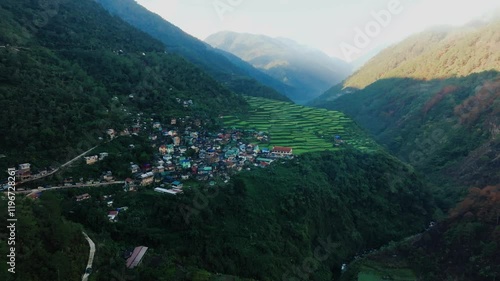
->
341 185 500 281
313 19 500 191
0 0 247 171
343 20 500 89
313 19 500 106
59 150 434 281
317 72 500 193
94 0 293 102
310 18 500 281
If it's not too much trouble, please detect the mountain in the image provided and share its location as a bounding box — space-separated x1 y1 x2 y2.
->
0 0 247 172
313 20 500 106
312 20 500 192
205 31 352 104
94 0 292 102
341 20 499 91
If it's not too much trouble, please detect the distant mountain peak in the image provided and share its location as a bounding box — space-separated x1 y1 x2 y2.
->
206 31 352 103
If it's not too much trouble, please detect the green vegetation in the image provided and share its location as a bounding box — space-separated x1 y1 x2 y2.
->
223 97 377 154
311 18 500 281
0 193 88 281
0 0 247 171
315 72 500 208
342 185 499 281
95 0 292 102
341 21 499 90
53 149 434 281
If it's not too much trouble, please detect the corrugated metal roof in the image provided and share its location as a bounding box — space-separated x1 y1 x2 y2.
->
126 246 148 269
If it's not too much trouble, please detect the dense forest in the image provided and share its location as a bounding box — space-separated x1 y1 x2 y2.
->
316 72 500 200
0 0 247 171
50 149 434 280
341 184 500 281
408 184 500 280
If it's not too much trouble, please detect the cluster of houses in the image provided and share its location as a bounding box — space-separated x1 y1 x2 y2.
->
4 115 294 196
2 163 56 185
122 117 294 194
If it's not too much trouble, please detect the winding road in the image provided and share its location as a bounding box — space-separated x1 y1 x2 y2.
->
13 181 125 195
82 232 95 281
19 145 98 184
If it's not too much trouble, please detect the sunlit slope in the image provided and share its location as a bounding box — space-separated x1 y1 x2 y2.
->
344 20 500 90
222 97 377 154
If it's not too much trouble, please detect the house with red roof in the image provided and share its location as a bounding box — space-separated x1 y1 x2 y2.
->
108 210 119 221
271 146 293 158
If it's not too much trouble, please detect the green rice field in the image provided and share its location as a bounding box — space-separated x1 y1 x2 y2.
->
222 97 377 154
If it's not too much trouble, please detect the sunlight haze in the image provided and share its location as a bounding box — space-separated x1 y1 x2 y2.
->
136 0 500 61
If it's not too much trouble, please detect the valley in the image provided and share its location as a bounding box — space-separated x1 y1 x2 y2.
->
0 0 498 280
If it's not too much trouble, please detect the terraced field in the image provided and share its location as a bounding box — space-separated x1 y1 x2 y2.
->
222 97 377 154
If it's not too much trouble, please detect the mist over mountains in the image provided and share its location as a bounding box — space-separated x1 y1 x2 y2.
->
206 31 352 103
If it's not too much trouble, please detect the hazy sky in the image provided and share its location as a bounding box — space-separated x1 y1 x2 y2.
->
136 0 500 61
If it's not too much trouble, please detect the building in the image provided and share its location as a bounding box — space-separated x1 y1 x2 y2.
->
139 172 154 186
154 187 181 195
271 146 293 157
107 129 116 139
173 136 181 146
103 171 114 182
85 155 99 165
152 122 161 129
108 210 118 221
130 164 140 174
75 193 91 201
17 163 31 181
171 181 183 189
19 163 31 171
99 152 109 160
126 246 149 269
159 145 167 155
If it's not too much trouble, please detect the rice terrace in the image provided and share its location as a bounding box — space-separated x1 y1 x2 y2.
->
222 97 377 154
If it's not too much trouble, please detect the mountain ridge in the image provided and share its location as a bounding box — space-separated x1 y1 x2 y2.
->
206 31 352 103
0 0 247 171
94 0 294 102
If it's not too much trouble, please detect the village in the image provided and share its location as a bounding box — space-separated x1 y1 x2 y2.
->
105 115 295 195
3 114 295 197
